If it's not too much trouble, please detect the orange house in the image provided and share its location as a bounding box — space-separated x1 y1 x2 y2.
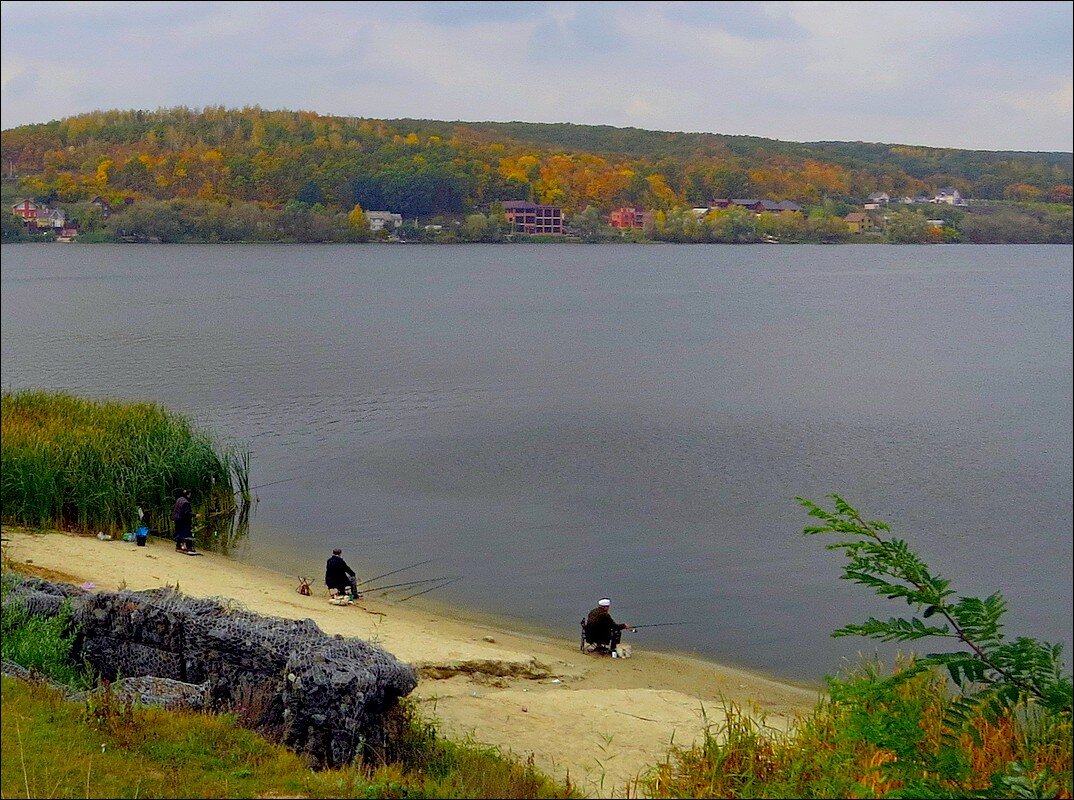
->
609 207 649 229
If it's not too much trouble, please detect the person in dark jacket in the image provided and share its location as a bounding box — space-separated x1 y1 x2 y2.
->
171 488 197 553
325 548 359 600
584 598 630 655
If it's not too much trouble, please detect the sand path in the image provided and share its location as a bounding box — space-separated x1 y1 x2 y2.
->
2 528 820 797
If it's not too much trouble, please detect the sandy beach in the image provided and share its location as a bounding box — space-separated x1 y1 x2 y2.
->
2 527 821 797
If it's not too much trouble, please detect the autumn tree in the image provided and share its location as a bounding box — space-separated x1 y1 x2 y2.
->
1048 185 1072 204
347 203 369 241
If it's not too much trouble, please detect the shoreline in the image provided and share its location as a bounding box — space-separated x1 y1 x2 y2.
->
2 526 821 796
6 240 1072 247
230 528 820 693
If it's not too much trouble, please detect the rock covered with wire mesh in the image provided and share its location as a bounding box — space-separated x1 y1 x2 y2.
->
1 575 82 618
2 578 418 767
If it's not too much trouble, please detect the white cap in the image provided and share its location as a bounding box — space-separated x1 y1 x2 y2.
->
598 598 611 607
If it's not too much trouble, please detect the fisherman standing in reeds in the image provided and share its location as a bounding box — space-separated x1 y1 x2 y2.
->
171 488 198 554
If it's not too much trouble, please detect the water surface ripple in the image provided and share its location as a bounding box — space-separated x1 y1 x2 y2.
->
2 243 1070 681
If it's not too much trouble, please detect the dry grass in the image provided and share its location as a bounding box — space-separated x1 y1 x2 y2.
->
642 665 1073 799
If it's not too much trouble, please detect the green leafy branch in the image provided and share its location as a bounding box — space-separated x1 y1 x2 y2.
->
797 494 1072 720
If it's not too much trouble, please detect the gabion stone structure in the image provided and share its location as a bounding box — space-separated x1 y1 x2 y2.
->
2 577 418 767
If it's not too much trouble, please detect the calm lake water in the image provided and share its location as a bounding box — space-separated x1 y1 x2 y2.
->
2 243 1071 682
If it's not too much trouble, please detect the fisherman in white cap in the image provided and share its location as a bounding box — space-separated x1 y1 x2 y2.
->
583 597 631 656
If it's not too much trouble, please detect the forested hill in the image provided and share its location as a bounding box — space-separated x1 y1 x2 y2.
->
2 107 1071 218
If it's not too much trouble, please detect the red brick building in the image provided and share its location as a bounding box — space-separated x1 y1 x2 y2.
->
609 207 649 229
502 201 563 235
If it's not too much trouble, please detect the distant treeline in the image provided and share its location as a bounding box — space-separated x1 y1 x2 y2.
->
2 194 1070 245
2 107 1071 220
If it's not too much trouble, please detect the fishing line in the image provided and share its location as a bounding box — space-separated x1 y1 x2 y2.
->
396 576 463 603
357 558 438 588
362 575 453 594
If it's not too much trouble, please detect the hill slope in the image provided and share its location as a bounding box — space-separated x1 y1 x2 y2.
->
2 107 1071 218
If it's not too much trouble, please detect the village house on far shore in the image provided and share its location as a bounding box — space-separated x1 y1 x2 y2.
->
843 211 876 234
502 200 564 235
609 207 650 230
365 210 403 232
932 187 966 206
10 199 79 239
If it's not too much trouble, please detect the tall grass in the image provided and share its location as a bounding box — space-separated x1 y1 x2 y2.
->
642 660 1073 798
1 390 249 546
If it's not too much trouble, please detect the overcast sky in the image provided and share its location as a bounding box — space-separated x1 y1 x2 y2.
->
1 1 1071 152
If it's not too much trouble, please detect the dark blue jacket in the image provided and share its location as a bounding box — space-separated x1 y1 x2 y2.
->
171 496 193 537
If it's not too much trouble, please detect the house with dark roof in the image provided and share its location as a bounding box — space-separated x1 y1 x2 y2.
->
90 196 114 219
36 208 67 230
844 212 877 234
932 187 966 206
757 200 804 214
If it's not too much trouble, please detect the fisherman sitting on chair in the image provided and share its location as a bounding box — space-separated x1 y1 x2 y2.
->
326 548 360 602
582 597 630 656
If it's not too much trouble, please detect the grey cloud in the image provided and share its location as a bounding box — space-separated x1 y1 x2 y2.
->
661 1 806 41
1 0 1069 151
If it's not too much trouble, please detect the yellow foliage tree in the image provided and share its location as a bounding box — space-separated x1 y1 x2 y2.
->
95 159 113 188
348 204 367 231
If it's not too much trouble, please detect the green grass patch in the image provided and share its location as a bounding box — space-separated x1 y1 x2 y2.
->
1 678 576 799
0 570 94 689
1 390 249 546
0 599 91 690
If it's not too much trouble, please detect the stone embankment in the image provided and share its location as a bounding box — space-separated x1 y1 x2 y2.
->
2 576 417 767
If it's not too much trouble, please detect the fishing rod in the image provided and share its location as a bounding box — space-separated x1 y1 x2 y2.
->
357 558 438 588
396 576 463 603
629 622 688 631
362 575 454 594
233 476 305 495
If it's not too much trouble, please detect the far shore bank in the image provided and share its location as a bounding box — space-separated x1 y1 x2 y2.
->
7 239 1072 246
2 526 821 797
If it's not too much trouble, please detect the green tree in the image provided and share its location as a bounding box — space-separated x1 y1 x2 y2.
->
2 212 29 241
885 209 931 243
799 494 1073 720
296 180 324 206
572 205 606 242
708 205 758 243
756 211 806 242
709 166 750 200
486 202 509 242
804 210 851 243
66 201 105 233
460 213 489 241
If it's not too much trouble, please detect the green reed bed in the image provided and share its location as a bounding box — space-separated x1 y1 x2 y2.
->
1 390 248 542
